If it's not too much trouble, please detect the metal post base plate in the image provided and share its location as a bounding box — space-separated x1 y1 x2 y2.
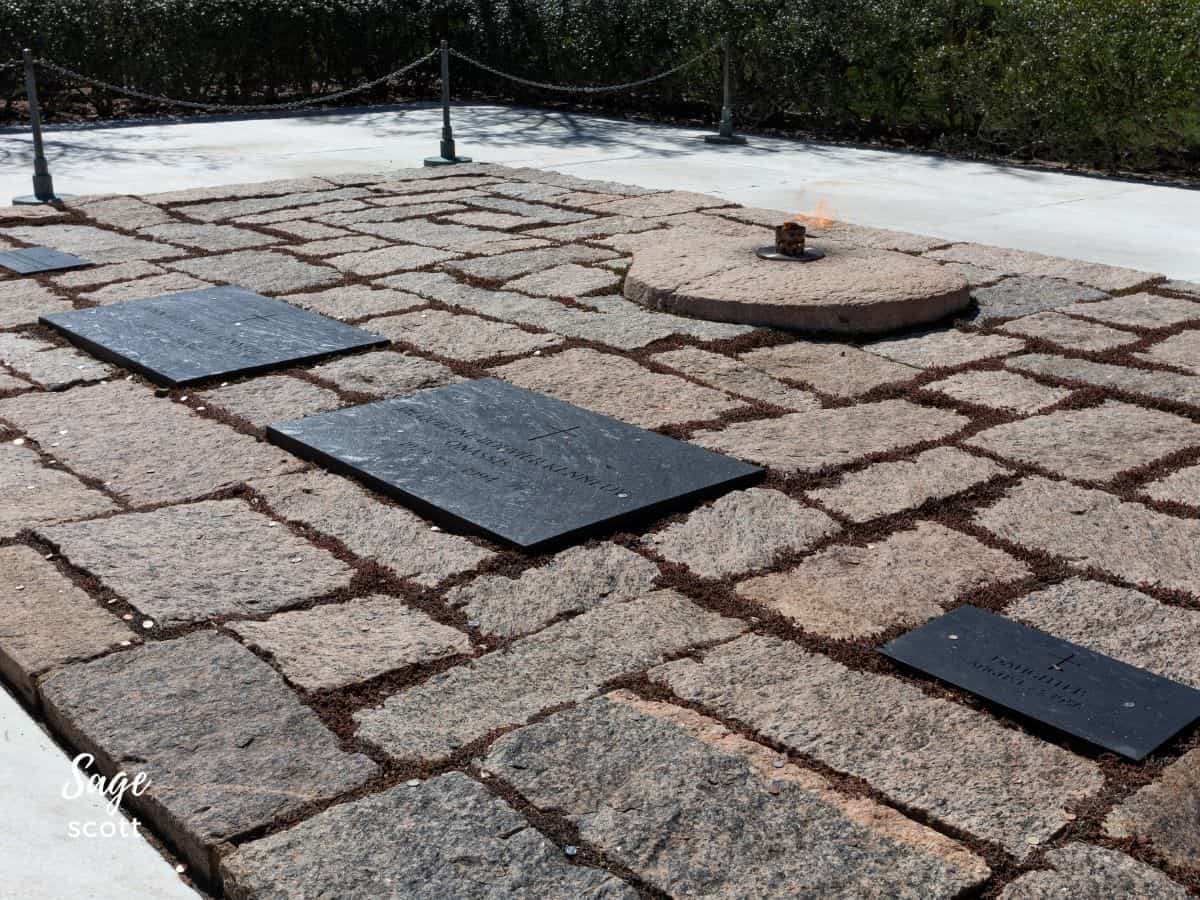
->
13 194 74 206
424 156 474 167
704 134 747 145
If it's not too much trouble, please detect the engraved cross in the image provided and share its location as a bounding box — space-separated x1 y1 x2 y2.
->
1049 653 1081 672
528 425 581 441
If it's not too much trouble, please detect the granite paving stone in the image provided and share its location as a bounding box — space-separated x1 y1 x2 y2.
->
1103 751 1200 871
975 475 1200 595
1163 279 1200 298
39 499 354 625
306 349 460 396
49 260 166 289
168 249 340 294
809 447 1007 522
236 199 368 225
1008 578 1200 689
463 196 594 225
326 244 460 276
0 442 117 538
643 488 838 578
1137 329 1200 373
651 633 1103 856
493 348 745 428
922 370 1071 413
998 844 1189 898
370 174 500 195
530 216 661 241
1143 463 1200 506
281 284 426 320
0 332 114 389
506 262 621 298
0 372 29 392
266 220 352 240
968 276 1109 321
997 310 1140 351
180 187 370 222
444 209 538 230
370 308 559 360
651 347 822 410
484 693 990 898
0 280 74 328
221 773 636 900
0 381 301 503
0 225 180 263
353 590 743 761
230 594 471 691
152 176 337 205
739 341 920 397
864 329 1024 368
314 201 467 225
0 544 132 703
251 470 492 587
199 374 343 428
692 400 968 474
442 244 617 282
1006 352 1200 406
965 400 1200 481
926 244 1159 292
590 190 729 218
38 631 378 880
283 235 390 256
1061 292 1200 328
387 272 751 348
736 522 1029 637
445 543 660 638
73 195 173 230
79 272 214 305
139 222 281 251
345 219 520 252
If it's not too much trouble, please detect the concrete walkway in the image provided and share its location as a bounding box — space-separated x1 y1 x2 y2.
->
0 102 1196 280
0 685 199 900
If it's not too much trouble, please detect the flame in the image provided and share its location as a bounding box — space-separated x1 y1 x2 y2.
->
792 199 834 231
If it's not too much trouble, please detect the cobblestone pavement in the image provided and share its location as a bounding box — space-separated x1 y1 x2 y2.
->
1 165 1198 898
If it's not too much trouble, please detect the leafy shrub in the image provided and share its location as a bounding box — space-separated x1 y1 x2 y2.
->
0 0 1195 173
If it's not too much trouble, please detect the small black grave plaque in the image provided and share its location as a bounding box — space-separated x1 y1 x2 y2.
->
880 605 1200 760
40 285 387 387
267 378 764 550
0 246 92 274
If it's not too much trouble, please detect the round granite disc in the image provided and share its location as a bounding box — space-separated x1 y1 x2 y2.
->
625 232 970 334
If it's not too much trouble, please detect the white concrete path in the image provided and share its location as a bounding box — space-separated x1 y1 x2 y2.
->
0 685 199 900
1 102 1196 280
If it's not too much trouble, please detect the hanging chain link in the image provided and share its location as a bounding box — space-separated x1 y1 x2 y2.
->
448 45 715 95
34 49 437 112
0 59 22 70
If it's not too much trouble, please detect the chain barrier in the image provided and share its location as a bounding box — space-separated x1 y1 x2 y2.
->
448 45 715 95
34 49 437 113
0 59 22 70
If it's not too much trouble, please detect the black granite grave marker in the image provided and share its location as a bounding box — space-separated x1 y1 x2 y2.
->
267 378 764 550
880 605 1200 760
40 285 387 387
0 246 92 274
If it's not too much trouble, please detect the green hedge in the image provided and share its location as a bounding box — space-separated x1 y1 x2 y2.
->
0 0 1197 173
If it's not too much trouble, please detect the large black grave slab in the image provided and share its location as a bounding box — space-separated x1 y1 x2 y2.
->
40 285 387 387
880 605 1200 760
267 378 763 550
0 246 92 275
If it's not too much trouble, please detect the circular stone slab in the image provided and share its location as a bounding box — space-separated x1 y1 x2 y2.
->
624 232 970 334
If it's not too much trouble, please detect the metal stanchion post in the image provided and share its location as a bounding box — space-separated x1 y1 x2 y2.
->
425 40 472 166
704 34 746 145
14 49 70 204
